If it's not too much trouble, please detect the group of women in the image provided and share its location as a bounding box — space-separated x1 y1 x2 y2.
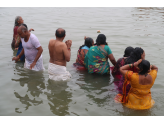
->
12 16 158 110
74 35 158 110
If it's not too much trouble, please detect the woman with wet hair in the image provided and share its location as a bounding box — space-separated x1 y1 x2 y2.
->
74 37 94 68
84 34 116 74
115 59 158 110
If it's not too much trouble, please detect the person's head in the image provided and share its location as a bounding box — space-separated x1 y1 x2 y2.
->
96 34 107 46
55 28 66 39
14 16 24 26
79 37 94 50
124 46 134 57
17 24 29 38
138 60 150 75
125 47 145 64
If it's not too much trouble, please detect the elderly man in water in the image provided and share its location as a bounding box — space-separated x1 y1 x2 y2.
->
12 24 45 71
48 28 72 81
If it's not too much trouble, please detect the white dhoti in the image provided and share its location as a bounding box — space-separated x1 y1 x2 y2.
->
24 57 45 71
48 63 71 81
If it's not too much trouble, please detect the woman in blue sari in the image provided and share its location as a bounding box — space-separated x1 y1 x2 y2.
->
84 34 116 74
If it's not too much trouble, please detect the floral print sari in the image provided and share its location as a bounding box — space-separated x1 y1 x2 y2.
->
84 45 112 74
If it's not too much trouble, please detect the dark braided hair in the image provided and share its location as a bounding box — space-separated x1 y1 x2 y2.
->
138 60 150 75
125 47 144 65
96 34 107 46
79 37 93 50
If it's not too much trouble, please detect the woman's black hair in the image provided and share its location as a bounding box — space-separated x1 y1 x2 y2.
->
79 37 93 50
96 34 107 46
124 46 134 57
125 47 144 65
138 60 150 75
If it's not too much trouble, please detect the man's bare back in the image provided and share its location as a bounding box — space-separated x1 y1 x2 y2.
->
48 28 72 66
49 39 68 66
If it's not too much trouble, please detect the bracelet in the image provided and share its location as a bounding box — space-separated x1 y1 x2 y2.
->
129 64 131 68
17 55 20 59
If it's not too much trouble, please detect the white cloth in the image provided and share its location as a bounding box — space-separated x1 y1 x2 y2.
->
48 63 71 81
24 57 45 71
21 33 42 64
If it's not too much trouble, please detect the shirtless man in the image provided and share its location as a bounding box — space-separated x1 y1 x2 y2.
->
48 28 72 81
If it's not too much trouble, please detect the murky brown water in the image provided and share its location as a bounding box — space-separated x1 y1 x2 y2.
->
0 7 164 115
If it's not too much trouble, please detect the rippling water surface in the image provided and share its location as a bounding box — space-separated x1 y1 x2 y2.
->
0 7 164 116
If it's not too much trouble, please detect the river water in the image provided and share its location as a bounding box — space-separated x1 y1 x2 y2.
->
0 7 164 116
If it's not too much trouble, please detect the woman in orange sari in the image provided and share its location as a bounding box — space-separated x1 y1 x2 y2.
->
115 59 158 110
73 37 94 70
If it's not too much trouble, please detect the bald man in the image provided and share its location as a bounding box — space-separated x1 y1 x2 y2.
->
48 28 72 81
12 24 45 71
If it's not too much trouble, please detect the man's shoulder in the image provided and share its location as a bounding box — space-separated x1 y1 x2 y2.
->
49 39 65 46
30 33 38 40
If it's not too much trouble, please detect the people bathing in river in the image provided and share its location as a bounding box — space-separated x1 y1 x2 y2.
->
115 59 158 110
12 24 45 71
48 28 72 81
84 34 116 74
12 16 34 61
73 36 94 69
10 24 158 110
113 47 145 95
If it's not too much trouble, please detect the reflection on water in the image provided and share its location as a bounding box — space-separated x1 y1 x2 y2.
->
12 66 45 113
45 80 72 115
76 70 113 107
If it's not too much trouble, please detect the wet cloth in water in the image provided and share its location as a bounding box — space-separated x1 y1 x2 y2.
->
84 45 112 74
114 70 157 110
24 57 45 71
48 63 71 81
